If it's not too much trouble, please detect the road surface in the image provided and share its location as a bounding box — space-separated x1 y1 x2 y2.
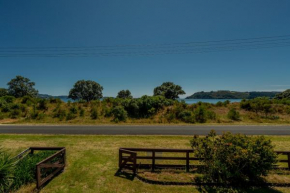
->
0 125 290 135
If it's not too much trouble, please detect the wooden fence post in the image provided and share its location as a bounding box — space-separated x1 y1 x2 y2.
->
152 151 155 172
186 151 189 172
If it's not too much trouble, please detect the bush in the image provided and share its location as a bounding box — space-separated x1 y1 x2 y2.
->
79 108 85 117
90 108 98 120
0 113 4 120
178 110 195 123
111 106 128 122
190 130 277 185
194 106 207 123
37 99 48 110
49 98 62 104
227 108 240 121
207 110 217 120
1 96 15 103
53 108 67 121
69 106 78 114
21 96 35 106
10 109 21 119
0 149 15 192
66 112 77 121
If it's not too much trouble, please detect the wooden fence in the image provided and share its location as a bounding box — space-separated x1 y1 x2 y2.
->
119 148 290 173
15 147 66 189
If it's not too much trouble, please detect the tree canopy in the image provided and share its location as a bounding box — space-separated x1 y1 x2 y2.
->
116 90 132 99
68 80 103 102
7 76 38 98
153 82 185 99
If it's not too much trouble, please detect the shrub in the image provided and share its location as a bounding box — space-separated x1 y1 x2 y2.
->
194 106 207 123
66 112 77 121
37 99 48 110
111 106 128 122
1 96 15 103
190 130 277 185
178 110 195 123
10 109 21 119
49 98 62 104
53 108 67 121
79 108 85 117
1 103 11 113
207 110 217 120
21 96 35 105
0 149 15 192
227 108 240 121
69 106 78 114
90 108 98 120
0 113 4 120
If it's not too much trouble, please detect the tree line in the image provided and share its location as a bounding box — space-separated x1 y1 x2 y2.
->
0 76 186 101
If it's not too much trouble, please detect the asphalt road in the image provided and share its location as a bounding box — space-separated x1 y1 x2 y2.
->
0 125 290 135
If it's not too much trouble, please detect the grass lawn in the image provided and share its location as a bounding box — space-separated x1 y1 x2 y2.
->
2 134 290 193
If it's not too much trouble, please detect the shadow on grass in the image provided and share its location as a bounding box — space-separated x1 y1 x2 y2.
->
197 185 282 193
114 169 136 181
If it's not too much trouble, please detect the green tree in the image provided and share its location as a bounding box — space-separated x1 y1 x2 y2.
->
7 76 38 98
68 80 103 102
153 82 185 99
0 88 8 97
116 90 133 99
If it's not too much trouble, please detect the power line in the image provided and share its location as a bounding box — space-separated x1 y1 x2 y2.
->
0 34 290 57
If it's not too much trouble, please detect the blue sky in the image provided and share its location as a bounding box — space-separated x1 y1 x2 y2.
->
0 0 290 98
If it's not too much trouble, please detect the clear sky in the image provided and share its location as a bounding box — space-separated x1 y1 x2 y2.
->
0 0 290 98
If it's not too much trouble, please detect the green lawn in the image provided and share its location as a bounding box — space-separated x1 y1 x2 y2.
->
1 134 290 193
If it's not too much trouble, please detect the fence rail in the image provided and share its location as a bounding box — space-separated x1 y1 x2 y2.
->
15 147 66 189
119 148 290 173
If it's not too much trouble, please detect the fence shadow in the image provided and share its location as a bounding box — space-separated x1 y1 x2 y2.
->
114 169 136 181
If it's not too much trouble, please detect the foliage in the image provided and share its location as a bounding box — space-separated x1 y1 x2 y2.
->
0 88 8 97
79 108 85 117
1 96 15 103
190 130 277 185
90 107 98 119
153 82 185 99
275 89 290 99
177 110 195 123
111 106 127 122
194 106 207 123
68 80 103 102
53 108 67 121
37 99 48 110
7 76 38 98
0 149 15 192
240 98 275 117
227 108 240 121
117 90 133 99
11 151 55 191
122 95 173 118
21 96 35 106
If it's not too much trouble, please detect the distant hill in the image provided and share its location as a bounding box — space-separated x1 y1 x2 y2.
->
186 91 281 99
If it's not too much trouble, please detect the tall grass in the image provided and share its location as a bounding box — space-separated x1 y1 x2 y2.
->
0 149 15 192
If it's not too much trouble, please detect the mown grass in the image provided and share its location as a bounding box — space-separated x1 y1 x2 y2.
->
1 135 290 193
